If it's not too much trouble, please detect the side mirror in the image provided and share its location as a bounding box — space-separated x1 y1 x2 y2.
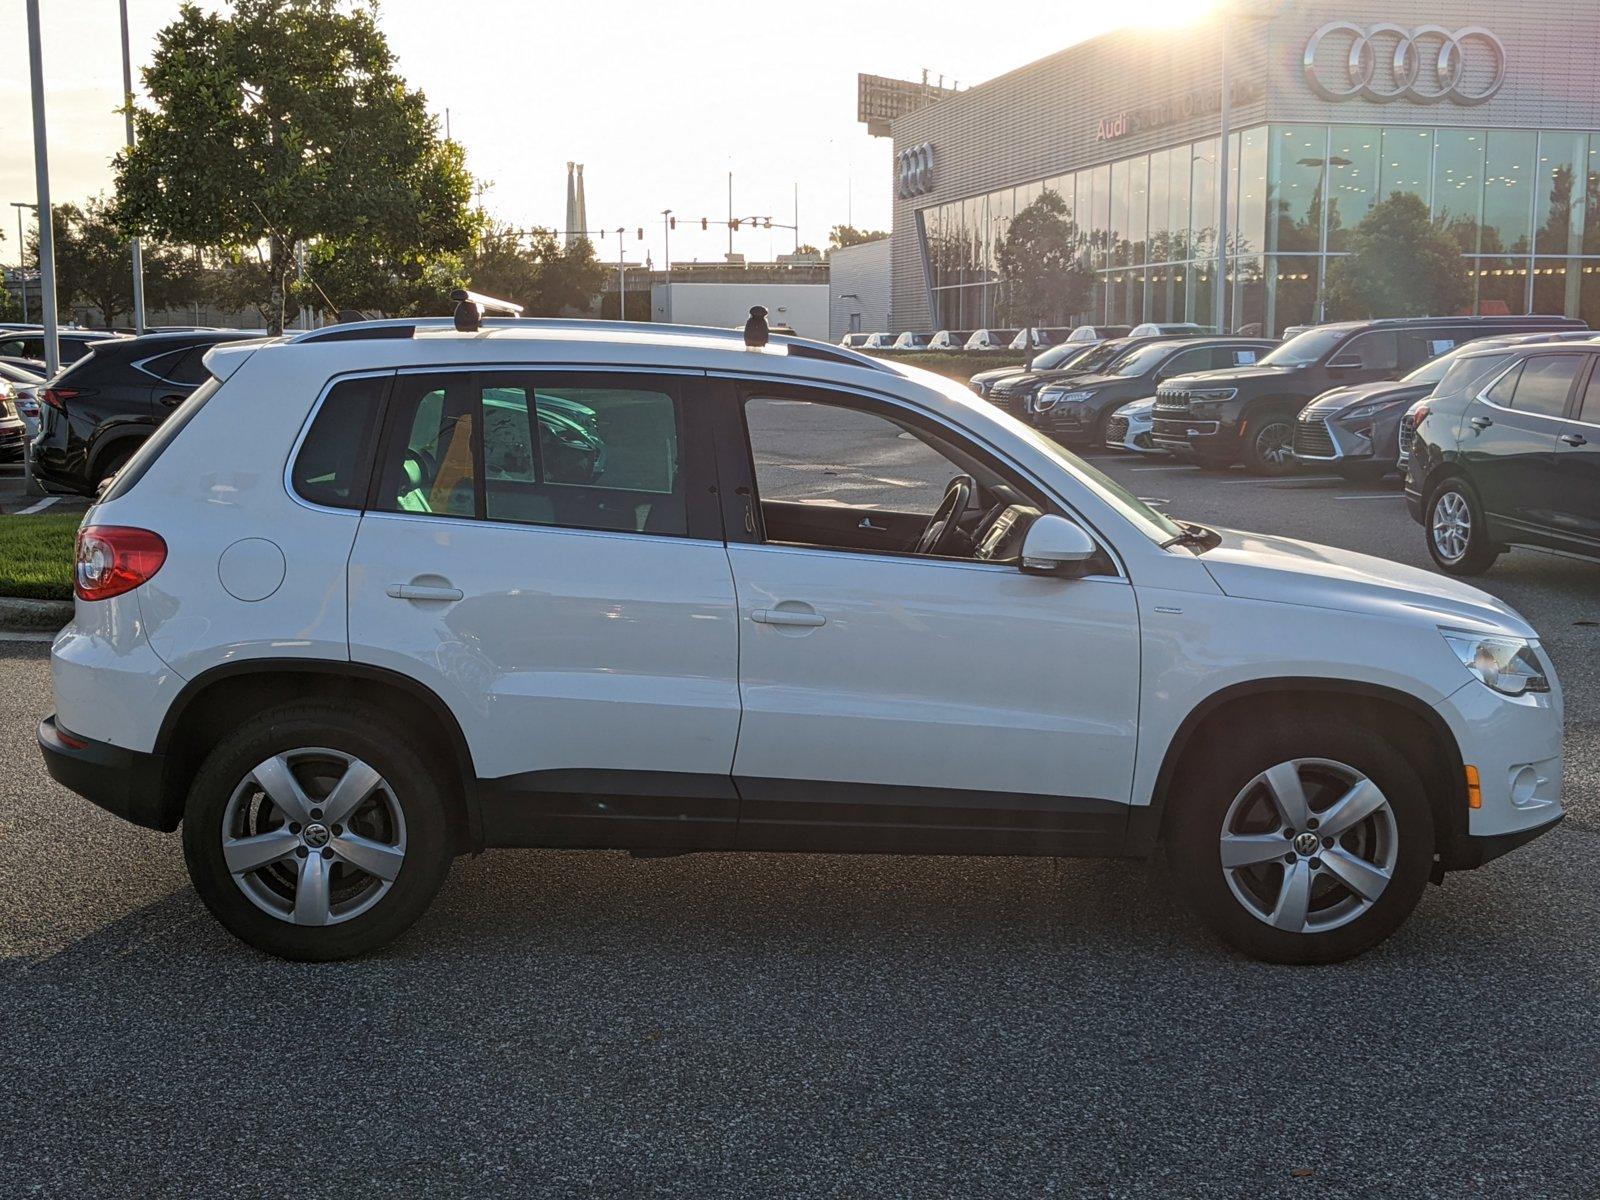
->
1019 514 1098 577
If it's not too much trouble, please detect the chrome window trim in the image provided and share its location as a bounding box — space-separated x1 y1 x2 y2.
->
715 370 1130 580
131 350 192 385
1473 350 1595 424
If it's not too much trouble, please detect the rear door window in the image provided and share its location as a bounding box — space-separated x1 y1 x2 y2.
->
291 375 387 509
1507 354 1583 418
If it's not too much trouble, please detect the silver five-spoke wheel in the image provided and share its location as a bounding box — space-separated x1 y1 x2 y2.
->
1431 489 1472 563
221 747 407 927
1219 758 1398 935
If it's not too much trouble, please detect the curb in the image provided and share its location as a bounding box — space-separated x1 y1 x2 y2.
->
0 596 72 633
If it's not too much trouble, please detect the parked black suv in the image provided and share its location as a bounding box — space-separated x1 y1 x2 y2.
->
1032 336 1276 447
0 326 125 370
1293 328 1596 481
1406 341 1600 574
31 330 257 494
1152 315 1587 474
983 334 1180 420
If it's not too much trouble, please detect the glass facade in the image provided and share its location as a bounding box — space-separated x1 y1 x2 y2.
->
922 124 1600 335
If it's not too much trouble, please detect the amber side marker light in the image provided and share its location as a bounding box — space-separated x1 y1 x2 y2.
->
1465 765 1482 809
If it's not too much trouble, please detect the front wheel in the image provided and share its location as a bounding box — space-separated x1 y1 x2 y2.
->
1426 478 1500 575
182 702 454 961
1241 417 1298 475
1170 718 1434 964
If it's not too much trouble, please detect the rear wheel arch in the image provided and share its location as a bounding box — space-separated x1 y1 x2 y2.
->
1135 679 1468 866
154 660 481 853
87 431 147 484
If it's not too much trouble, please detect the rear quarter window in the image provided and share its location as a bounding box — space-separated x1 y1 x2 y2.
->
290 376 387 509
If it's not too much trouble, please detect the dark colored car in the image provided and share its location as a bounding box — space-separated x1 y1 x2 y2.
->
31 330 259 494
1294 330 1600 481
968 339 1106 404
1405 341 1600 574
0 327 125 370
1152 315 1587 475
984 334 1191 421
1031 337 1277 446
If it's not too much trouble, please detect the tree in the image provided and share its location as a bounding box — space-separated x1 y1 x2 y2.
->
1324 193 1471 320
994 190 1094 326
457 223 605 316
32 197 200 328
828 225 889 250
112 0 476 334
201 248 297 328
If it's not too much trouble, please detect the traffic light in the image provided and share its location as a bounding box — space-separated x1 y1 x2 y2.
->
763 218 771 229
637 228 643 240
701 218 708 230
669 216 676 230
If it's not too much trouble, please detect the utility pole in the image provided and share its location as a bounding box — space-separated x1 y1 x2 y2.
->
793 182 799 253
118 0 146 333
616 228 626 322
10 203 35 323
25 0 56 498
727 172 734 260
1214 14 1231 335
660 209 672 322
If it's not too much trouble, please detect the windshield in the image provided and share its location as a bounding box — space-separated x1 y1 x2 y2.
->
1031 342 1096 370
1108 342 1177 377
1058 340 1130 375
1401 345 1473 385
1259 326 1348 368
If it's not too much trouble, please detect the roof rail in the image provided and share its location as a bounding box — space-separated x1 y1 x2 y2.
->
283 315 894 371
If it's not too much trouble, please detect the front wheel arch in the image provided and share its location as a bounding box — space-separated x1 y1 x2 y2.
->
1133 680 1468 867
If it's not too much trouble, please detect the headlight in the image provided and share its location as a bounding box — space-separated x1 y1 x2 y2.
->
1036 389 1093 413
1441 630 1550 696
1342 401 1394 422
970 381 989 396
1188 388 1237 402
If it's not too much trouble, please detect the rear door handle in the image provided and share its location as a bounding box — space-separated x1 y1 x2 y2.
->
1470 415 1494 430
386 583 464 602
1560 432 1588 447
751 607 826 627
157 393 184 409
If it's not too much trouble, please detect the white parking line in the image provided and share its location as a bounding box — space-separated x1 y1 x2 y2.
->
13 496 58 515
1335 493 1405 501
1128 464 1201 472
1221 474 1343 485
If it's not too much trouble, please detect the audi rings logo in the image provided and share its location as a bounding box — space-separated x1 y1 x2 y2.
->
1303 22 1506 106
896 143 935 199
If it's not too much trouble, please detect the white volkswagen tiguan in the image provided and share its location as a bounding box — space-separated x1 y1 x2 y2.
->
40 315 1563 963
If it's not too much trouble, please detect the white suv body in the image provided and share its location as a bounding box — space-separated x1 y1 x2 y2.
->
42 319 1563 962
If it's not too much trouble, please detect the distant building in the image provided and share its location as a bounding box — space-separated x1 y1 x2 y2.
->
827 237 890 340
599 261 830 339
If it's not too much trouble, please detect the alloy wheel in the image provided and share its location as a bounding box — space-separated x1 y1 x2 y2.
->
1255 421 1294 469
1431 490 1471 563
221 748 407 927
1219 758 1398 934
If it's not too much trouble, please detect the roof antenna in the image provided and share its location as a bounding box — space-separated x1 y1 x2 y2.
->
744 304 769 348
450 288 525 333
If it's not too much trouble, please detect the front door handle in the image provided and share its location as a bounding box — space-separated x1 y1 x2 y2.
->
157 393 184 409
751 607 826 628
386 583 464 602
1560 432 1588 447
1470 415 1494 430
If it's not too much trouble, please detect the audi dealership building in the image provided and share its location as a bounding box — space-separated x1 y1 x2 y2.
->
884 1 1600 336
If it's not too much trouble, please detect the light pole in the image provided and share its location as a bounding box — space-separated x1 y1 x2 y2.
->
1214 17 1232 334
10 202 36 323
615 228 626 322
118 0 146 332
660 209 672 322
25 0 59 380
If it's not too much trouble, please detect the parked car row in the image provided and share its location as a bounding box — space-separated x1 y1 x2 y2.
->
841 322 1213 355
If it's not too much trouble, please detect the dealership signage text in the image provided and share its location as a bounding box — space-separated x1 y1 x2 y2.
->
1095 81 1263 142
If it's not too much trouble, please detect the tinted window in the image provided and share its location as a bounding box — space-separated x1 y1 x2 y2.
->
291 376 385 509
1582 365 1600 423
1336 331 1400 370
151 346 212 386
140 348 190 382
1483 363 1522 407
1508 355 1582 417
374 373 686 536
1437 354 1509 397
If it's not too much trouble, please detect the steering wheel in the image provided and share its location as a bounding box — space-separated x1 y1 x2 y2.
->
913 474 975 557
403 446 437 488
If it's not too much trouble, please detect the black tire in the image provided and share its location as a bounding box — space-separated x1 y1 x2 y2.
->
93 443 137 488
1425 475 1500 575
182 702 454 961
1241 416 1298 475
1169 716 1434 964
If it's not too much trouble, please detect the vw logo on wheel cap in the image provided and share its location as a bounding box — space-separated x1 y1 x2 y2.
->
1303 22 1506 106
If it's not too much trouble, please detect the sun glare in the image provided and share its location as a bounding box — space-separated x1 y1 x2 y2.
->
1121 0 1220 30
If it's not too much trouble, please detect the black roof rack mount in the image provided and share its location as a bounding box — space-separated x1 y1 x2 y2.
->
451 288 524 333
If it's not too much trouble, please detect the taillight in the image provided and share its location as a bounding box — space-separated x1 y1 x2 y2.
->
74 525 167 602
41 387 77 414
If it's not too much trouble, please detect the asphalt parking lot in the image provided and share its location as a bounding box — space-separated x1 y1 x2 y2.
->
2 449 1598 1197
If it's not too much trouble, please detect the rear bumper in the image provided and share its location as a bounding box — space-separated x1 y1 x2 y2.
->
38 714 174 832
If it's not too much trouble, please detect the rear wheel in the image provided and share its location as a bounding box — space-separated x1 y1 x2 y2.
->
182 702 454 960
93 443 137 489
1170 718 1433 964
1426 477 1500 575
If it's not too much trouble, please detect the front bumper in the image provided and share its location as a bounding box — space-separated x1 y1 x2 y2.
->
39 714 175 832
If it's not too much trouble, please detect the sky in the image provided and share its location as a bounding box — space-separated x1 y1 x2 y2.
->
0 0 1215 272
